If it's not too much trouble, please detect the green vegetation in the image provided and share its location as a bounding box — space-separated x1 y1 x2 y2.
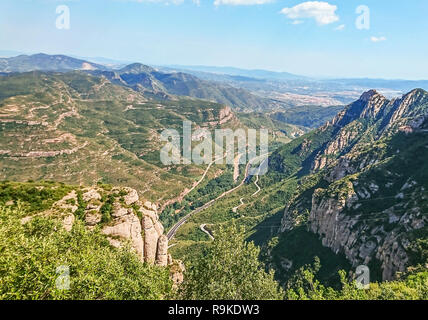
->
177 223 284 300
100 194 115 223
0 205 172 300
75 190 86 221
0 180 426 301
268 227 352 288
286 262 428 300
0 181 72 212
0 71 240 204
1 66 427 300
237 112 305 143
160 167 237 231
271 105 343 129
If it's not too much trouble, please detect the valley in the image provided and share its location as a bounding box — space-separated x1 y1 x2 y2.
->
0 53 427 301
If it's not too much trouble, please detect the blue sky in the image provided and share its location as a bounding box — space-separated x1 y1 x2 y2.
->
1 0 427 79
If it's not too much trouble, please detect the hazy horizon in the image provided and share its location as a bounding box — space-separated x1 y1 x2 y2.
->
1 1 428 80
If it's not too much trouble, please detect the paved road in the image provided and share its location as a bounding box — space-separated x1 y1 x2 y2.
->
161 154 227 212
232 197 245 213
252 175 261 196
200 224 215 240
167 160 252 240
187 154 227 194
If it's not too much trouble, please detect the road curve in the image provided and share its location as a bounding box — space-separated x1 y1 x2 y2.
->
200 224 215 240
232 197 245 213
252 175 261 196
167 160 252 240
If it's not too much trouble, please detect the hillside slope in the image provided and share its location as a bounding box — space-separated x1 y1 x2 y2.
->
267 89 428 282
89 63 278 110
0 53 108 72
0 181 186 299
0 71 239 204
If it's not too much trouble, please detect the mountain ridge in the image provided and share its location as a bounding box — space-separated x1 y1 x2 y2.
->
0 53 108 72
266 88 428 282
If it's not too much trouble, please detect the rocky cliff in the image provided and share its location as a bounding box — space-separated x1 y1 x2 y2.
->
312 89 428 171
278 89 428 281
45 185 184 283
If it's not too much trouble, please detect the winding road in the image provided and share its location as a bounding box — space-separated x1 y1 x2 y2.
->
252 175 261 196
167 153 268 240
200 224 215 240
160 153 227 212
167 159 252 240
187 154 227 194
232 174 261 213
232 197 245 213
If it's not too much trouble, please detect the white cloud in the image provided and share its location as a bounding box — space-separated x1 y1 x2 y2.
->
214 0 274 5
371 36 387 42
280 1 339 26
292 20 304 25
335 24 345 31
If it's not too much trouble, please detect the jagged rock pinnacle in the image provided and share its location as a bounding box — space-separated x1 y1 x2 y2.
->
359 89 380 102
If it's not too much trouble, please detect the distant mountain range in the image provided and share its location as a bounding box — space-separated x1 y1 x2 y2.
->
161 64 428 106
163 65 306 81
0 54 279 111
2 53 428 110
0 53 108 72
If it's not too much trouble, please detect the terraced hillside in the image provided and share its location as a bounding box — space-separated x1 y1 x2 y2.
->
0 71 240 203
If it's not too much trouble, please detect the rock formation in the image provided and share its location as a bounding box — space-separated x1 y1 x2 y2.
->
279 89 428 281
54 186 178 269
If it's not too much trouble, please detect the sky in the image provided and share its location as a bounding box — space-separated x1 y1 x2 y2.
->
0 0 427 79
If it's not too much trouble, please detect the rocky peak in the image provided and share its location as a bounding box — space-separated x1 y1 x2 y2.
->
312 88 427 171
326 90 387 131
359 89 381 102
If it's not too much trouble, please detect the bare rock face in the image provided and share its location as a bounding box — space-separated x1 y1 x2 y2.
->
142 215 160 264
307 182 426 281
170 260 186 287
123 187 139 206
82 189 101 202
102 210 144 260
54 186 179 274
156 235 168 266
63 214 75 232
279 89 428 282
107 237 122 249
112 203 128 218
143 201 153 211
85 211 102 226
100 188 173 266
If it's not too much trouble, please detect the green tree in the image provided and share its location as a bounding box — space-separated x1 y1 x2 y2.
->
0 205 172 300
285 266 428 300
178 222 284 300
